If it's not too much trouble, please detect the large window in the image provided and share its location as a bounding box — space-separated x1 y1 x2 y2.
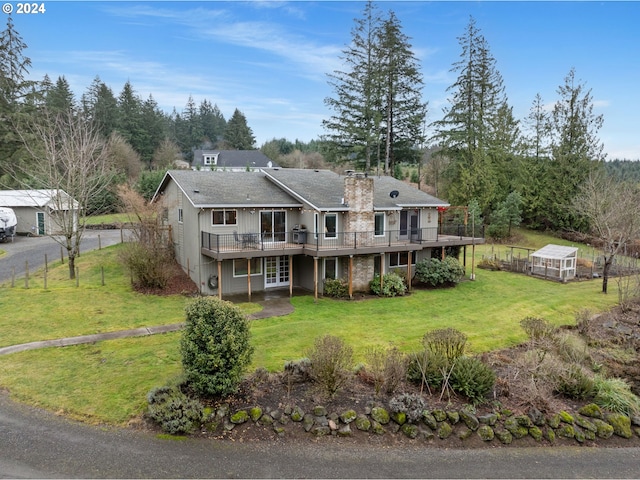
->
233 258 262 277
212 209 237 225
261 210 286 242
178 208 183 224
325 213 337 238
374 212 385 236
324 257 338 280
389 251 414 267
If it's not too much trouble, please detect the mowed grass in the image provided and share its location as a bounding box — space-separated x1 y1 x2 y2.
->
0 229 620 425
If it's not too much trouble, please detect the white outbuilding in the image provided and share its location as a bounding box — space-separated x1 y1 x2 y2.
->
530 244 579 280
0 189 79 236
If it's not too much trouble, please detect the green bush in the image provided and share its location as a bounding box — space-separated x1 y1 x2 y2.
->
180 297 254 397
146 381 204 434
449 356 496 405
415 257 464 287
323 278 350 298
307 335 353 398
369 272 407 297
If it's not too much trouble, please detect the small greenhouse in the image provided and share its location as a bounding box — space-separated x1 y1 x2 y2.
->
530 244 578 280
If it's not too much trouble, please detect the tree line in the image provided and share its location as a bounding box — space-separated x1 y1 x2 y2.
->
321 2 627 235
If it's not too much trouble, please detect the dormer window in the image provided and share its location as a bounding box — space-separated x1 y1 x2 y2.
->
203 153 219 166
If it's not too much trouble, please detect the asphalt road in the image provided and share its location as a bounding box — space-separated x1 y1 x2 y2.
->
1 393 639 479
0 229 126 284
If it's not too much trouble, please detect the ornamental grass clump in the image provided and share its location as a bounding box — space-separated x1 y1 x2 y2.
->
593 376 640 415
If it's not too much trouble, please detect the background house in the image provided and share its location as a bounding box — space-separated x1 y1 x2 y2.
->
0 189 79 236
192 150 278 171
153 168 484 299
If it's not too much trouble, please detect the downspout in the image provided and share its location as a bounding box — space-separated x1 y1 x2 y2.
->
198 208 203 294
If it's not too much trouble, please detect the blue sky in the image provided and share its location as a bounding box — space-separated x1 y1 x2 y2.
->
8 1 640 160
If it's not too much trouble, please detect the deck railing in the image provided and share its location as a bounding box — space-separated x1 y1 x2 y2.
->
201 224 483 255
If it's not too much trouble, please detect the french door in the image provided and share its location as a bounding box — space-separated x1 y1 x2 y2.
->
265 256 289 288
261 210 286 243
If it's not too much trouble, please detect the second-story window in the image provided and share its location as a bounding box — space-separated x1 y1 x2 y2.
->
212 209 237 225
374 212 385 236
178 208 183 224
325 213 337 238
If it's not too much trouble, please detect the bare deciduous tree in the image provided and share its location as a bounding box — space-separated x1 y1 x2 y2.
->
573 171 640 294
18 108 117 279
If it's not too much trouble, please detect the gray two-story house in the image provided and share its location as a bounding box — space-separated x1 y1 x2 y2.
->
153 168 484 300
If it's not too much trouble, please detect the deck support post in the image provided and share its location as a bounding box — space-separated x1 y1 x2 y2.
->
313 257 319 302
407 255 412 292
348 255 354 299
247 258 252 301
289 255 293 297
217 260 222 299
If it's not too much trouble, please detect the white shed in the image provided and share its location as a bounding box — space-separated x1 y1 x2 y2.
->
0 189 79 236
530 244 578 280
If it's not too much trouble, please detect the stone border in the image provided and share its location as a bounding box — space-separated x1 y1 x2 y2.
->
207 402 640 445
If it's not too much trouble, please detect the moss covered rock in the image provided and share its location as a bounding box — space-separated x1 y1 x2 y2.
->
391 411 407 426
504 417 529 439
437 422 453 439
371 420 386 435
432 409 447 422
447 411 460 424
371 407 390 425
478 413 498 426
230 410 249 424
556 424 575 439
458 428 473 440
544 427 556 443
606 413 633 439
313 405 327 417
459 409 480 431
574 427 586 443
401 423 419 439
477 425 495 441
559 411 574 424
338 424 352 437
528 426 543 441
578 403 604 419
548 414 561 429
592 418 614 439
290 406 305 422
339 409 357 424
575 416 597 433
422 412 438 430
495 428 513 445
249 407 263 422
355 414 371 432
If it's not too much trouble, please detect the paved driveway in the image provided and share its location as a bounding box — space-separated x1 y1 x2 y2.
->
1 393 639 479
0 229 125 284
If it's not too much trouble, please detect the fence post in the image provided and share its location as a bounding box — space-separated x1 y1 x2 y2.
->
98 234 102 250
61 246 64 264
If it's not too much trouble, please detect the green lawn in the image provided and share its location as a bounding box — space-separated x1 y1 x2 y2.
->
0 229 620 425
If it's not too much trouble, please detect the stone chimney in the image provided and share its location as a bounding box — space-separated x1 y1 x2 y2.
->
343 172 374 233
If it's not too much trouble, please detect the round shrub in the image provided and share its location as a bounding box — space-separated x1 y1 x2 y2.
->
146 382 204 434
415 257 464 287
449 356 496 405
323 278 350 298
307 335 353 398
180 297 254 397
369 272 407 297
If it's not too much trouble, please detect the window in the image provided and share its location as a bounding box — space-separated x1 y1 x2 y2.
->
374 212 385 236
203 154 217 166
314 212 319 239
212 209 237 225
389 251 414 267
325 213 337 238
233 258 262 277
324 257 338 280
178 208 183 223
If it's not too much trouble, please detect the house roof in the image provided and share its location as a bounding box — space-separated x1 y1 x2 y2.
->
154 170 302 208
0 189 78 210
192 150 278 169
531 244 579 259
154 168 449 212
263 168 449 211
